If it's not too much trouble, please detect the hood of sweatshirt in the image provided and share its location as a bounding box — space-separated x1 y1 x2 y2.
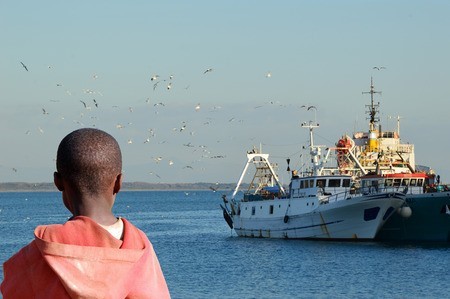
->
2 216 170 299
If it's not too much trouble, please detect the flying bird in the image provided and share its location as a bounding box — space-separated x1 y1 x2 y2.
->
204 68 213 74
373 66 386 70
20 62 28 71
149 171 161 179
307 105 316 111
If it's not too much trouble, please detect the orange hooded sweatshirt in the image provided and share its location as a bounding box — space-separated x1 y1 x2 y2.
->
1 216 170 299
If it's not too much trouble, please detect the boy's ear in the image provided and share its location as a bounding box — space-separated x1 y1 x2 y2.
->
54 172 64 191
113 173 122 195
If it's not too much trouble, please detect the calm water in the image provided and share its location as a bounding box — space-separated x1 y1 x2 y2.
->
1 191 449 299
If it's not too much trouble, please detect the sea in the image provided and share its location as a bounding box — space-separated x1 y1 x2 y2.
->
0 191 449 299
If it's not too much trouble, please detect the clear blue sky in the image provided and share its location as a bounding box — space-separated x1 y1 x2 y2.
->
1 1 449 184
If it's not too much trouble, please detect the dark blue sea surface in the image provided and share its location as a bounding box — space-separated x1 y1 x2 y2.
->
1 191 449 298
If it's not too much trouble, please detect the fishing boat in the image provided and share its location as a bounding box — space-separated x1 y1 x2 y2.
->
334 78 450 242
221 122 406 240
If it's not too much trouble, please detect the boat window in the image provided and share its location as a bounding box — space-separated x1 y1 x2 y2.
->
364 207 380 221
385 179 393 186
269 205 274 214
402 179 409 186
310 180 314 188
300 180 304 189
251 206 255 215
410 179 417 186
316 179 326 187
361 180 367 188
393 179 401 187
417 179 423 186
342 179 351 187
304 180 309 188
328 179 340 187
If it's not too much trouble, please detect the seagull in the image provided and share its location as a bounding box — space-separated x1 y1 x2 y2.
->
373 66 386 70
307 105 316 111
195 103 201 112
150 74 159 81
166 82 172 90
149 171 161 179
20 62 28 71
204 68 213 74
80 100 88 109
266 71 271 78
93 99 98 108
42 108 49 115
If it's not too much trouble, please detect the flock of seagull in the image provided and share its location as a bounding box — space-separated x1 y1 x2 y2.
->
9 61 294 183
9 61 387 183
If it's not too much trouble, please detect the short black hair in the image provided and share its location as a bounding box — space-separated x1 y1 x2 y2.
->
56 128 122 195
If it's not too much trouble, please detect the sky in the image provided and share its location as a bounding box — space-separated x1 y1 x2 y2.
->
1 1 450 184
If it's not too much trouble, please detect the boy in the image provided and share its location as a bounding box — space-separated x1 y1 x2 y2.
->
1 128 170 298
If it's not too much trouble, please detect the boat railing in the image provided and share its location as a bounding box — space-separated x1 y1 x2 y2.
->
243 192 287 202
320 185 404 204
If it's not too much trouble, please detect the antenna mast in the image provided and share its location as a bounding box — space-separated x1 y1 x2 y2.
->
362 77 382 131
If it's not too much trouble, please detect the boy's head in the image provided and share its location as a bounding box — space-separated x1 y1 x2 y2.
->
55 128 122 196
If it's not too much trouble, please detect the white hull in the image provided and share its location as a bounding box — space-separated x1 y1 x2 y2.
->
232 194 404 240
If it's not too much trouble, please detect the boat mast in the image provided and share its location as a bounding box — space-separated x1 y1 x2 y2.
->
301 121 323 176
362 77 381 132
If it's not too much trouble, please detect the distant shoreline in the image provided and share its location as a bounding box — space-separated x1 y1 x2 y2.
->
0 182 240 192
